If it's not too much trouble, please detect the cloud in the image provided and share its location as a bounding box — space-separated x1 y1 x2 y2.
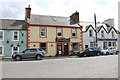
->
0 0 119 29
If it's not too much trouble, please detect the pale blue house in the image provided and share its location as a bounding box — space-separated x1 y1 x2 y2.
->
0 19 26 57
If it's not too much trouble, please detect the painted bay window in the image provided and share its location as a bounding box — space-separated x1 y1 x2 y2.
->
103 42 107 49
0 46 3 55
0 30 4 41
13 31 19 41
72 43 79 51
40 27 47 37
57 28 62 37
40 43 47 53
72 29 77 37
89 30 93 37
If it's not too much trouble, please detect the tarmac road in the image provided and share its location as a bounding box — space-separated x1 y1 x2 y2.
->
2 55 118 78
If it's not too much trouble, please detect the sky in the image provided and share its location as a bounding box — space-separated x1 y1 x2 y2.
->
0 0 119 29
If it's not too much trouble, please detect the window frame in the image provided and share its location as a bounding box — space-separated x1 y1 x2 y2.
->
0 46 4 56
0 30 4 41
101 30 104 38
57 28 63 37
12 46 19 55
40 43 47 54
89 30 93 37
71 28 77 38
12 31 19 41
112 31 115 38
40 27 47 38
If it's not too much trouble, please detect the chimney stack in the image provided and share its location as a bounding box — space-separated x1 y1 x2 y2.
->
25 5 31 24
70 11 79 24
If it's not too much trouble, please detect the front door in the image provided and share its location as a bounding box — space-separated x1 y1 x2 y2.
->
64 43 68 56
57 43 62 56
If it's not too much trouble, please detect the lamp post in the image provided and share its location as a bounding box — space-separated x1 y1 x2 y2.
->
94 13 97 47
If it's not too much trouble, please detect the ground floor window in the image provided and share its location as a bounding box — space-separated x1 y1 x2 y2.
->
112 42 116 47
85 45 88 49
12 46 19 54
90 42 94 47
40 43 47 53
72 43 79 51
103 42 107 49
108 42 111 47
0 46 3 55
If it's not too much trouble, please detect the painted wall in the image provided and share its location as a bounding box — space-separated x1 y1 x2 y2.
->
28 25 83 56
2 30 26 57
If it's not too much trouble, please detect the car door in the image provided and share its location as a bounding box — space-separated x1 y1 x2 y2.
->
108 48 113 54
21 49 30 58
88 48 93 56
29 49 37 58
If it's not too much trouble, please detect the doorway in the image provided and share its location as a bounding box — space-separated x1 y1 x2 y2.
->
64 43 69 56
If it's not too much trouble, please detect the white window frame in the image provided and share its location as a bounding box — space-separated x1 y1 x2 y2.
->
12 46 19 55
12 31 19 41
101 30 104 38
0 46 4 56
40 27 46 37
0 30 4 41
89 30 93 37
72 29 77 37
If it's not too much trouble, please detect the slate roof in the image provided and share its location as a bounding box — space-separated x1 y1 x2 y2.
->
30 14 80 27
0 19 26 30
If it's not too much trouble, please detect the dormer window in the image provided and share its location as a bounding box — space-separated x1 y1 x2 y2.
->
89 30 93 37
101 30 104 38
112 31 114 38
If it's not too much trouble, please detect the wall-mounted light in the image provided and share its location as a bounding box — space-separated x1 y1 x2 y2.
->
33 45 36 47
51 45 53 46
21 41 24 43
6 40 9 43
11 44 13 47
17 44 20 47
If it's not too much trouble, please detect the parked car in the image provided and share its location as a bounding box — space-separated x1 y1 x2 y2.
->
12 48 45 61
101 46 119 55
77 47 101 57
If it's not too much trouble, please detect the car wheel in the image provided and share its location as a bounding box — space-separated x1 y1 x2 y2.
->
97 53 100 56
83 53 87 57
116 51 119 55
106 52 109 55
15 56 22 61
36 55 42 60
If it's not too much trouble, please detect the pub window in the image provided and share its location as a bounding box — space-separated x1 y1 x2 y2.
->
40 27 46 37
40 43 47 53
72 43 79 51
0 30 4 41
90 42 94 47
72 29 77 37
13 31 19 41
89 30 93 37
57 28 62 37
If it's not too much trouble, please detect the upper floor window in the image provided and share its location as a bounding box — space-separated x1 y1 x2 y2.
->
40 27 47 37
57 28 62 37
72 29 77 37
112 31 114 38
13 31 19 41
0 30 4 41
89 30 93 37
101 30 104 38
